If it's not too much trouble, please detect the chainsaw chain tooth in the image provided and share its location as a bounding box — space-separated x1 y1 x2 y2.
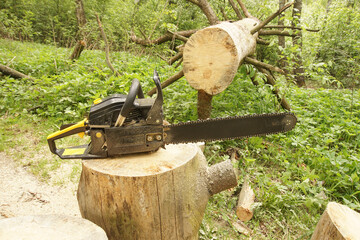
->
165 112 297 144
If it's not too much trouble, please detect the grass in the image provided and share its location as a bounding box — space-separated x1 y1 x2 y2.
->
1 39 359 239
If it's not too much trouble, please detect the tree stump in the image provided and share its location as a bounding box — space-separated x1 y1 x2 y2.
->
0 215 108 240
311 202 360 240
77 143 237 240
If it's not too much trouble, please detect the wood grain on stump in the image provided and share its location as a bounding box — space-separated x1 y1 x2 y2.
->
77 143 237 240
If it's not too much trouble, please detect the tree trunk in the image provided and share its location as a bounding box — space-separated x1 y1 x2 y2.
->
77 144 237 240
70 0 87 60
292 0 306 87
311 202 360 240
197 90 213 119
0 215 108 240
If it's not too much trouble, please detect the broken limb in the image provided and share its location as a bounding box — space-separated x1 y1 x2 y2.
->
245 57 284 74
147 70 184 96
228 0 243 20
256 66 291 110
0 64 35 81
263 25 319 32
259 29 298 37
130 30 196 46
168 52 183 65
251 2 294 34
95 14 119 76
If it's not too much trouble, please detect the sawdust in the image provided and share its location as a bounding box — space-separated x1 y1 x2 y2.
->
0 152 81 219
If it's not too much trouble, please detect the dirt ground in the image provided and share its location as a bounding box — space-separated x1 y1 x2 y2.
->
0 152 80 219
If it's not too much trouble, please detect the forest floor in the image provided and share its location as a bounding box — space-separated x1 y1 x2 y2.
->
0 151 80 220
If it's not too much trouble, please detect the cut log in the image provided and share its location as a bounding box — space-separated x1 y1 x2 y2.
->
77 143 237 240
236 178 255 222
183 18 259 96
0 215 108 240
311 202 360 240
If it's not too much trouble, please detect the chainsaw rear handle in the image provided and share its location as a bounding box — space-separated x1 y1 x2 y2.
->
47 119 87 155
115 78 145 126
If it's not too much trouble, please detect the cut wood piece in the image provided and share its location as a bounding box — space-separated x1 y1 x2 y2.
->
311 202 360 240
236 178 255 222
0 215 108 240
183 19 259 96
77 143 237 240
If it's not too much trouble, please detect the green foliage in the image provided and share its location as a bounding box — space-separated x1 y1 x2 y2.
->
1 6 360 238
0 39 177 122
316 5 360 87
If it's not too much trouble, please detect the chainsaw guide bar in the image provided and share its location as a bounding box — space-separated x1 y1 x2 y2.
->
47 71 297 159
164 112 296 144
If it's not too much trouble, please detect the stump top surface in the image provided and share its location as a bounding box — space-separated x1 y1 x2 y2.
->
0 215 108 240
82 143 200 176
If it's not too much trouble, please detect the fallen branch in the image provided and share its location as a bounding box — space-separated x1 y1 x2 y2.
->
95 14 119 76
174 58 183 68
256 66 291 110
228 0 243 20
251 2 294 34
259 29 298 37
236 0 253 18
147 70 184 96
256 38 270 45
167 30 189 43
245 57 284 74
220 7 229 21
0 64 35 81
168 52 183 65
263 25 320 32
131 30 197 46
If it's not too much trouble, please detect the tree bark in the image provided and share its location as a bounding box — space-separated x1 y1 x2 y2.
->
197 90 213 119
77 144 237 240
292 0 306 87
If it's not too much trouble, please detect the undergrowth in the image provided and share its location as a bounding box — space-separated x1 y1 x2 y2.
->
1 39 359 239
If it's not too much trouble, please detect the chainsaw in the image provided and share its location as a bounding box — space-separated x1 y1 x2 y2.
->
47 70 297 159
